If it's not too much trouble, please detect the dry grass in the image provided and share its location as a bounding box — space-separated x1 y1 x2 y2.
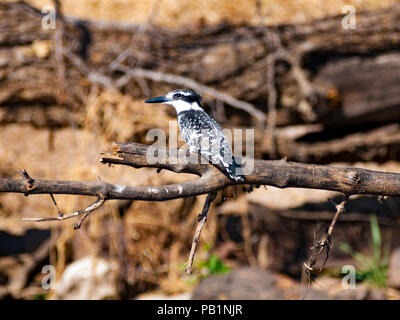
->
84 87 173 143
0 85 218 296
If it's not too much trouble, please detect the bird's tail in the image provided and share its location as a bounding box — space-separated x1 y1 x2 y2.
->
225 157 245 182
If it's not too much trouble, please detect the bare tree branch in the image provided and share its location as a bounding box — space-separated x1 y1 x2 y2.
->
22 194 105 225
1 142 400 271
185 191 217 274
303 195 349 298
112 64 266 123
2 142 400 201
266 53 278 159
304 195 349 275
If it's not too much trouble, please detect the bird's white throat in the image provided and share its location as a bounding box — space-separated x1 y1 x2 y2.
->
164 100 203 113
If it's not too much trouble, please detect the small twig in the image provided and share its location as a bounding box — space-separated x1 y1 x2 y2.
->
112 64 266 124
317 196 349 270
109 0 161 71
23 194 105 229
185 191 217 274
256 0 278 157
52 0 118 94
62 48 118 92
108 0 161 96
19 169 34 185
277 49 318 122
18 169 35 195
256 0 319 122
213 99 227 124
73 211 91 230
59 35 263 123
304 194 350 289
326 196 349 243
53 0 67 103
266 53 278 159
49 193 63 217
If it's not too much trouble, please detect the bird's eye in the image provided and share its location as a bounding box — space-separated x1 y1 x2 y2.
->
173 93 183 99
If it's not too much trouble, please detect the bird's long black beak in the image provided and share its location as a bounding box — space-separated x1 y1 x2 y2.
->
144 96 169 104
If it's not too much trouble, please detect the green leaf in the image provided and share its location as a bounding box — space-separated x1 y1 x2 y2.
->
336 214 390 288
369 215 382 263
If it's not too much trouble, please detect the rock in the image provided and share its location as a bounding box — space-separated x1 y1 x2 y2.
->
332 282 389 300
192 267 285 300
193 268 391 300
365 288 387 300
333 288 369 300
313 276 387 300
388 247 400 289
311 276 361 300
286 287 330 300
136 292 192 300
192 267 334 300
55 256 118 300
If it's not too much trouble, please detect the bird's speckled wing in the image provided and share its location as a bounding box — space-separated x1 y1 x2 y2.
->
178 109 233 167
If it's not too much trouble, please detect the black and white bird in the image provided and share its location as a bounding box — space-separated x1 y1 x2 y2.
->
144 89 244 182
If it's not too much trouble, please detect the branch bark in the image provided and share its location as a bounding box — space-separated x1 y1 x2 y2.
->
1 142 400 200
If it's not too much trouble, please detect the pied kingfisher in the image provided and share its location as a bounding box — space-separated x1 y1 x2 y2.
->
144 89 244 182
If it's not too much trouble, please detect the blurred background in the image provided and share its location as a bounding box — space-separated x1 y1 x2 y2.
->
0 0 400 300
